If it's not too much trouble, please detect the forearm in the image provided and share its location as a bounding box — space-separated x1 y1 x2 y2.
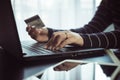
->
80 30 120 49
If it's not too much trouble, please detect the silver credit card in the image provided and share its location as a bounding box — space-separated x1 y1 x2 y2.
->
24 15 45 28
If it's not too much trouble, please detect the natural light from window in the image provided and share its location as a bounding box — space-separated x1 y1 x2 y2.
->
11 0 101 41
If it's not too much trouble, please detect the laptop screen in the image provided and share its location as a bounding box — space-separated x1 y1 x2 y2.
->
0 0 23 59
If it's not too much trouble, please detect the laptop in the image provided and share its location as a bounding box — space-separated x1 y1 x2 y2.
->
0 0 106 61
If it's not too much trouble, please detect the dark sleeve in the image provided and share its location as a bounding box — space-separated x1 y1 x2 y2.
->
80 31 120 48
70 0 120 49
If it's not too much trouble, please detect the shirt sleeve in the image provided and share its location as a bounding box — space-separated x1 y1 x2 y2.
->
80 31 120 48
70 0 120 49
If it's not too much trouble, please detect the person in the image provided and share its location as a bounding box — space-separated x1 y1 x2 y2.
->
26 0 120 51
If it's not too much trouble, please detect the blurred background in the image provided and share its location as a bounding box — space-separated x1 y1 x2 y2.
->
11 0 101 41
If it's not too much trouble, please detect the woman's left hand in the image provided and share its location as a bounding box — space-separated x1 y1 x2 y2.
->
44 31 84 51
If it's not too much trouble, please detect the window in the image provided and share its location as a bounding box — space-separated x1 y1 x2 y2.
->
11 0 101 41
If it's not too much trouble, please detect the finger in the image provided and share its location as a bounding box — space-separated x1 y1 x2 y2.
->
45 31 67 50
28 28 39 39
47 33 66 51
26 26 32 32
45 34 57 50
28 27 36 35
56 38 72 50
49 35 59 49
29 32 37 39
52 35 66 50
51 31 68 50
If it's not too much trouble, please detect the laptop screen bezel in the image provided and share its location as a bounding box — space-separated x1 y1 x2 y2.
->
0 0 23 59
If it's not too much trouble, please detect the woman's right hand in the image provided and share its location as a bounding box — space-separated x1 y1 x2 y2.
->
26 26 49 42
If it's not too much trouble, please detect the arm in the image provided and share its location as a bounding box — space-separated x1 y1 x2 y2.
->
70 0 120 48
47 0 120 49
80 31 120 48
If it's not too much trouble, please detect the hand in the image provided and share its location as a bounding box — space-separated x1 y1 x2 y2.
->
45 31 84 51
26 26 49 42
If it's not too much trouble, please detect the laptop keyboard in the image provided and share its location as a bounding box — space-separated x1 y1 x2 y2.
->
21 41 61 54
21 41 106 58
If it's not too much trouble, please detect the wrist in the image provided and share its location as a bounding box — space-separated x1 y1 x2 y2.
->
64 30 70 39
78 35 84 46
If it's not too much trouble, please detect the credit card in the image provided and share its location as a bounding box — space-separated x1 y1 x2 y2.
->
24 15 45 28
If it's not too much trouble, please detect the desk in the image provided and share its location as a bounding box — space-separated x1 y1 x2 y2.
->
0 48 120 80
